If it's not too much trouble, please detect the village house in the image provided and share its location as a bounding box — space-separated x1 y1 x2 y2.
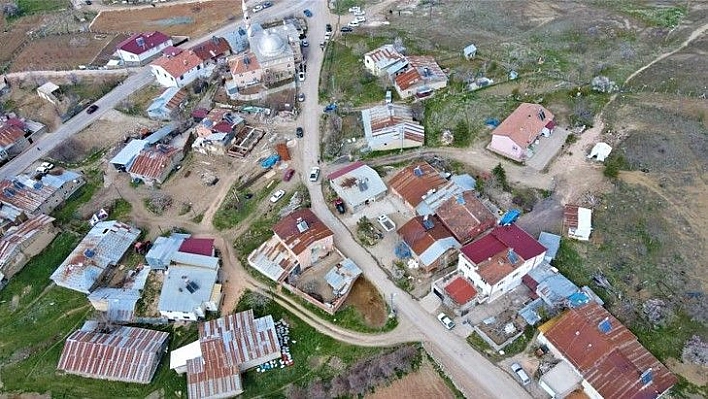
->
362 104 425 151
463 43 477 59
537 302 678 399
57 324 169 384
50 220 141 294
0 123 30 162
0 214 55 280
435 191 497 244
191 36 232 64
157 237 222 321
227 50 263 94
487 103 556 162
110 139 149 171
151 48 206 88
191 109 244 155
397 215 460 273
272 208 334 272
325 258 362 299
147 87 188 120
458 224 546 303
36 82 61 105
145 232 191 269
117 31 173 66
0 170 85 215
127 144 184 187
564 205 593 241
363 44 407 76
393 55 448 99
170 309 281 398
431 270 479 315
327 161 387 213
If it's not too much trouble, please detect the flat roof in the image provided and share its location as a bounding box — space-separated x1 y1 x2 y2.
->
158 264 218 314
110 139 149 166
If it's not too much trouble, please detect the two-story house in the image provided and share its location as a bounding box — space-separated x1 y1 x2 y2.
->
117 31 173 66
150 49 205 88
272 208 334 272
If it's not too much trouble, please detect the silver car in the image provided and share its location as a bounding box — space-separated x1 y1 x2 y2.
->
511 363 531 385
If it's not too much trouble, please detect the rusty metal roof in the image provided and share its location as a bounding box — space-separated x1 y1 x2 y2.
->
0 170 83 215
50 220 141 294
436 191 496 244
128 147 180 180
0 214 54 268
185 310 280 399
0 124 25 148
542 303 677 399
388 162 447 208
57 326 169 384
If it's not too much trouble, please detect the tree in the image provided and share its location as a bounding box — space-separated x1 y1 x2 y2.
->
452 119 471 147
492 163 510 191
2 2 20 18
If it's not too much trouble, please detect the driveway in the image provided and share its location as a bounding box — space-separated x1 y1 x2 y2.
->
525 127 570 171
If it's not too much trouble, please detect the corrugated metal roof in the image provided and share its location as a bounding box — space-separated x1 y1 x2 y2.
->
436 191 495 244
179 238 215 257
362 104 424 144
538 232 561 260
364 44 405 70
87 287 141 323
0 171 83 214
397 215 459 266
185 310 280 398
542 303 677 399
145 123 178 145
128 147 180 180
325 258 362 294
0 214 54 268
0 124 25 148
171 251 219 270
389 162 446 209
158 264 218 314
57 326 169 384
110 139 149 166
50 221 141 294
146 233 190 269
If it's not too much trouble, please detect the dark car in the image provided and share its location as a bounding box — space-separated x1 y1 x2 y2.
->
86 104 99 114
326 23 333 32
296 127 304 138
283 168 295 182
334 198 346 214
262 1 273 8
340 26 353 33
303 9 312 17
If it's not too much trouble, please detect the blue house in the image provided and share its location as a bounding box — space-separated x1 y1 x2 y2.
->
147 87 187 120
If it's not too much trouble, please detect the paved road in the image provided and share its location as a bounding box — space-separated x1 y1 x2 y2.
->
0 0 307 180
295 2 531 398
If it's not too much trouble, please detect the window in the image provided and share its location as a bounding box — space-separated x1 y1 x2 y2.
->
512 272 520 279
179 75 184 80
197 65 201 70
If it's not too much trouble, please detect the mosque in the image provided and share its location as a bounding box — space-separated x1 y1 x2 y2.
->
227 0 303 95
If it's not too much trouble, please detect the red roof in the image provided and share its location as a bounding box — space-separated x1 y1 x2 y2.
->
444 276 477 305
179 238 215 256
151 50 202 78
461 224 545 263
327 161 365 180
212 121 232 133
272 208 333 256
117 31 171 55
191 37 231 61
542 303 677 399
0 124 26 147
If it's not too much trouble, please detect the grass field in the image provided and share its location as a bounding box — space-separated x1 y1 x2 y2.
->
16 0 68 16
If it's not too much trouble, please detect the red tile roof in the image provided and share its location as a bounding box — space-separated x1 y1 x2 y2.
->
327 161 365 180
542 303 677 399
397 215 453 256
152 50 203 79
388 162 447 208
436 191 496 244
57 326 169 384
0 124 26 147
444 276 477 305
272 208 333 256
179 238 214 256
117 31 171 55
492 103 555 149
229 50 261 75
191 37 231 61
461 224 545 264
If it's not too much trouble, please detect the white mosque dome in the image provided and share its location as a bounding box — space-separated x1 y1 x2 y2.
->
257 31 286 57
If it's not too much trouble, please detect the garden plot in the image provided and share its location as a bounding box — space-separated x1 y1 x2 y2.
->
9 33 119 72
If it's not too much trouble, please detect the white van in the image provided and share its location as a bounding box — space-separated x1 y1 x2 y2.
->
385 90 392 103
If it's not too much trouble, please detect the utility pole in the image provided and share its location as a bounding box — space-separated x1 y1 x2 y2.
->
389 292 397 317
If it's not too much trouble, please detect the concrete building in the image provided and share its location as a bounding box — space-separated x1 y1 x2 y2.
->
487 103 555 162
272 208 334 271
393 55 448 99
57 324 169 384
458 224 546 303
397 215 460 273
151 49 206 88
564 205 593 241
537 303 677 399
50 221 141 294
362 104 424 151
0 214 55 280
127 145 184 187
0 170 85 215
327 161 387 213
363 44 407 76
36 82 60 105
117 31 172 65
170 309 281 398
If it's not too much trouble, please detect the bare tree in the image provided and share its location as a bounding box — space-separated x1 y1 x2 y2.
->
68 73 81 86
284 384 307 399
329 376 349 398
1 2 20 17
306 379 328 399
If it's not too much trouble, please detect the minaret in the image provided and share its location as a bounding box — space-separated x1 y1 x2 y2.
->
242 0 251 33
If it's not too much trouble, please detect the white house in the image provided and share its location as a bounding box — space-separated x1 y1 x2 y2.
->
326 161 387 213
564 205 593 241
363 44 407 76
150 49 206 88
463 43 477 59
116 31 172 65
361 104 425 151
36 82 60 105
458 224 546 302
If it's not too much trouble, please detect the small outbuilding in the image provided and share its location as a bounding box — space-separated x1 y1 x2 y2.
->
587 142 612 162
463 44 477 59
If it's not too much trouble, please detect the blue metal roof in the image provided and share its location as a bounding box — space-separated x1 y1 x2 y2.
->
538 232 561 260
110 140 149 167
146 233 190 269
145 123 178 145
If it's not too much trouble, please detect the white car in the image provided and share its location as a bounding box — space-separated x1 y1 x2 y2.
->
348 20 359 27
377 214 395 232
309 166 320 182
269 189 286 203
298 71 305 82
437 313 455 330
511 363 531 385
36 162 55 174
355 16 366 23
324 31 332 41
252 5 263 12
348 6 360 13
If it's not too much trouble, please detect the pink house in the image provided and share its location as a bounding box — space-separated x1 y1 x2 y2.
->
487 103 555 162
272 208 334 270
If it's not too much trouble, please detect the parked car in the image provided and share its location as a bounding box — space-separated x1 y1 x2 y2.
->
326 23 333 32
269 189 286 203
262 1 273 8
86 104 99 114
355 16 366 23
283 169 295 182
334 198 346 214
340 26 353 33
377 214 396 232
324 31 332 41
252 4 263 12
297 93 305 102
301 39 309 47
348 20 359 27
511 363 531 385
36 162 55 174
296 127 304 138
298 71 305 82
303 9 312 17
309 166 320 182
437 313 455 330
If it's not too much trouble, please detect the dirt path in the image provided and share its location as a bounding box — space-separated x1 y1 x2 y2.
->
366 359 455 399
